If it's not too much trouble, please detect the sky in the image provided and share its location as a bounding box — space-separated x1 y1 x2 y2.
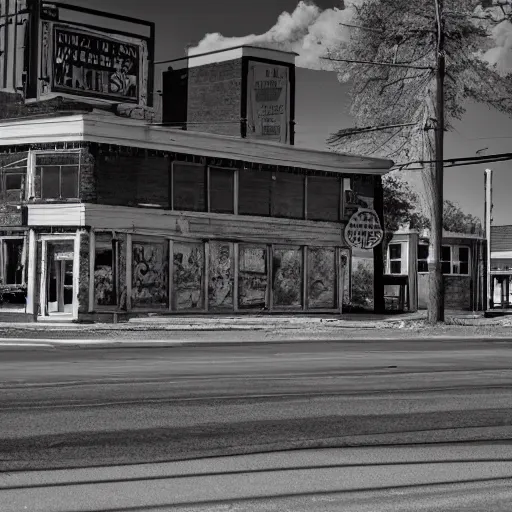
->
63 0 512 225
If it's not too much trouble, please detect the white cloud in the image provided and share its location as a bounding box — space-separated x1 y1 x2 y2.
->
482 20 512 75
187 1 359 71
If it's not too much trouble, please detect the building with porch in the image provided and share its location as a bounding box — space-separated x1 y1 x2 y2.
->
385 229 486 312
489 225 512 309
0 1 393 322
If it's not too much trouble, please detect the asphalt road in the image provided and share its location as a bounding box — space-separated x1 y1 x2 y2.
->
2 337 512 510
1 338 512 471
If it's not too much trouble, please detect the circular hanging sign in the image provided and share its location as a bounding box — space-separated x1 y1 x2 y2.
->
345 208 384 250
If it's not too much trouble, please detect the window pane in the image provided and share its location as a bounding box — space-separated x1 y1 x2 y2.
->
238 245 268 309
61 166 79 198
390 261 402 274
132 241 169 308
209 168 234 214
5 174 23 190
418 244 429 260
459 247 469 263
208 241 234 309
173 242 204 310
173 163 206 212
307 176 340 222
389 244 401 260
40 166 60 199
442 246 451 262
442 261 451 274
273 247 303 307
238 169 272 216
460 262 469 275
274 172 305 219
308 247 336 309
418 261 428 273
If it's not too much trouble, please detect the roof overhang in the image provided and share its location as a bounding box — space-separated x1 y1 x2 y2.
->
0 113 394 175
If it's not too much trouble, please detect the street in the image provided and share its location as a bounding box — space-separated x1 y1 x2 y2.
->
1 336 512 510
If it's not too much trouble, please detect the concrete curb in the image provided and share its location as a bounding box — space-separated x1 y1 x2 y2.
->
1 333 512 350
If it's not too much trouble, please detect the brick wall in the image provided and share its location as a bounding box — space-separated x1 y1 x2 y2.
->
80 147 97 203
95 149 169 208
186 59 243 137
0 91 100 120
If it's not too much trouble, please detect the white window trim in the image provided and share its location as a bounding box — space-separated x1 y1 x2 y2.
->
387 242 408 275
29 149 82 200
417 243 471 276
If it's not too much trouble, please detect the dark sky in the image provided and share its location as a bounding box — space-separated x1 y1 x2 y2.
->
63 0 512 224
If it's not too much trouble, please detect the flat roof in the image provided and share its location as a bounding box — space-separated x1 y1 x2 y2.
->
0 113 393 175
164 45 297 69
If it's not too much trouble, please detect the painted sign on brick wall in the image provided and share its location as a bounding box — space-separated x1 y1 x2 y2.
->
246 62 289 144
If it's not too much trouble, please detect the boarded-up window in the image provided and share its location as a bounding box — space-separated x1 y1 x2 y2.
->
208 241 234 309
35 153 80 200
132 240 169 309
307 175 340 222
173 242 204 310
238 169 272 216
172 162 206 212
308 247 336 309
239 245 268 309
209 167 234 214
273 247 303 308
95 234 116 307
273 172 305 219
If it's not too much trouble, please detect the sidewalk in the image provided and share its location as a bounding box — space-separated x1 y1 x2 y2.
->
0 310 511 348
0 309 507 332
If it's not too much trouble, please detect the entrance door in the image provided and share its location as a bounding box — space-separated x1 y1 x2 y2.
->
46 242 75 316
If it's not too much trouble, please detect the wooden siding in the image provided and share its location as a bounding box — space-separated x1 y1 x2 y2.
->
27 203 85 226
0 114 393 174
83 205 344 247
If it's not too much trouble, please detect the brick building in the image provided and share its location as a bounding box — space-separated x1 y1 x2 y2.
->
0 1 393 322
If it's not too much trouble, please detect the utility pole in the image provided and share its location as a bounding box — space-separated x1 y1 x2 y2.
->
484 168 493 310
428 0 445 323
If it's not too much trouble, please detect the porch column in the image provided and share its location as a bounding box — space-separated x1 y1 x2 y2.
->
408 231 419 312
26 229 37 316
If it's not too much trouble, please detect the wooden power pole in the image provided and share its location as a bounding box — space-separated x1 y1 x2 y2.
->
428 0 446 323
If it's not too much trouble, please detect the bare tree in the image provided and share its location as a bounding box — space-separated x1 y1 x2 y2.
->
327 0 512 323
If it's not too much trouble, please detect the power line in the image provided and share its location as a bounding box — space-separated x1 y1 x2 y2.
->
320 56 435 71
392 151 512 171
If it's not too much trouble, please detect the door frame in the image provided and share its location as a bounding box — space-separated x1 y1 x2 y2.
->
39 232 81 320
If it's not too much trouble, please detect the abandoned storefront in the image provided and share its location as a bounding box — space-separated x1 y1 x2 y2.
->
0 2 392 321
0 113 391 321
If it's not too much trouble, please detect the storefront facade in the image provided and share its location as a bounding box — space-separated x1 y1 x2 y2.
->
0 113 392 322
